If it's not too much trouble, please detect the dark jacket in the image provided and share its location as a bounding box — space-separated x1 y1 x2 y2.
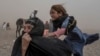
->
11 17 72 56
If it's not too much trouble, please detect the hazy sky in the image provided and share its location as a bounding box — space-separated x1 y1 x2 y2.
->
0 0 100 31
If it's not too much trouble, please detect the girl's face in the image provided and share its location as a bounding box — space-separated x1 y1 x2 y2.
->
23 24 33 33
50 9 62 20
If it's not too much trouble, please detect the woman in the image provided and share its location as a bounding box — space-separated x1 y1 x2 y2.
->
11 17 72 56
43 4 99 56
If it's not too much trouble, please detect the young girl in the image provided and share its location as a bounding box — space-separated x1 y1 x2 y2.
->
43 4 99 56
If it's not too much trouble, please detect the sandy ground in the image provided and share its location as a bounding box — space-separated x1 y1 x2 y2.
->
0 28 100 56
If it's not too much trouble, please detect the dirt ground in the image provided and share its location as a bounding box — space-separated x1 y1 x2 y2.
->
0 28 100 56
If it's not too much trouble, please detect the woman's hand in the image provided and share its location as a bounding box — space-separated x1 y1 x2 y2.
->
22 33 32 56
22 33 32 41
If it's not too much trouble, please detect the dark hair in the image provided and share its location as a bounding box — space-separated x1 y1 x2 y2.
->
25 20 36 26
50 4 68 16
24 18 44 36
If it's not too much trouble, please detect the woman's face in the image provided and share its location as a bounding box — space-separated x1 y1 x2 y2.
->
23 24 33 33
50 9 62 20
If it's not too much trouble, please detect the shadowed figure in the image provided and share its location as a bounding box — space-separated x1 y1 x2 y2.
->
16 18 25 38
29 10 38 19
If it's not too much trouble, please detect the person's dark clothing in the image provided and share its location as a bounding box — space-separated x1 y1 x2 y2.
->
11 17 72 56
52 15 68 31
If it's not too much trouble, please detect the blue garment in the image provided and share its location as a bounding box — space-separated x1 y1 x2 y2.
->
62 17 99 56
64 29 99 56
64 26 85 56
50 16 99 56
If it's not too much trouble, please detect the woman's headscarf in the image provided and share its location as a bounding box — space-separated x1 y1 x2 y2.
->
23 17 44 37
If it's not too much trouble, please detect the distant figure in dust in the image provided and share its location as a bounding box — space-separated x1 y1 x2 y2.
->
2 22 7 30
43 21 49 36
16 18 25 38
6 22 11 30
